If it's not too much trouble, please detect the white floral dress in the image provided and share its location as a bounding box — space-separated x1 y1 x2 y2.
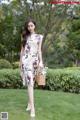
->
20 33 44 86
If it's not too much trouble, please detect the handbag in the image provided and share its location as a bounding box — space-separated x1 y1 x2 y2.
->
35 63 46 86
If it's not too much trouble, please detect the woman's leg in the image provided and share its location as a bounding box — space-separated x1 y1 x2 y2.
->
27 70 35 115
26 91 31 110
27 84 35 112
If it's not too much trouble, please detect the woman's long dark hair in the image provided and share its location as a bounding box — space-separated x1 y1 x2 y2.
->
21 18 36 48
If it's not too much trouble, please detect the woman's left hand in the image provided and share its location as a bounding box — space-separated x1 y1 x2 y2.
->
39 61 44 68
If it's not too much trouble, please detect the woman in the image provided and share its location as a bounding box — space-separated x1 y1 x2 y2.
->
19 18 44 117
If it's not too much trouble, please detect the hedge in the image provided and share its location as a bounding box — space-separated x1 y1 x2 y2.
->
46 67 80 93
0 69 23 89
12 61 19 69
0 59 12 69
0 67 80 93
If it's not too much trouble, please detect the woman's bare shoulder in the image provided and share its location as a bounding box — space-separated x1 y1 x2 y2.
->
36 33 43 36
36 33 44 39
35 33 43 41
39 34 44 41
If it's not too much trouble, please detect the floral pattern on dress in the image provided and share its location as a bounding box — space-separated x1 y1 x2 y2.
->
20 33 44 86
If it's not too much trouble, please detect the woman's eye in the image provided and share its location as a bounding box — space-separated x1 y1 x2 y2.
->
28 25 33 27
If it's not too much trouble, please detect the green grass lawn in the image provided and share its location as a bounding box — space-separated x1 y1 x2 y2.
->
0 89 80 120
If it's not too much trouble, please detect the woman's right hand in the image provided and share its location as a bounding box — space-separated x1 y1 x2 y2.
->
19 61 22 69
19 61 23 79
39 61 44 68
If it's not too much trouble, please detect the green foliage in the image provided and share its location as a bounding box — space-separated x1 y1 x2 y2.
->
67 19 80 50
0 68 23 89
0 67 80 93
0 2 80 68
0 59 12 69
46 67 80 93
12 61 19 69
0 44 7 57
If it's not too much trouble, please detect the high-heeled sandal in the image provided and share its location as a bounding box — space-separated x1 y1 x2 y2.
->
26 104 31 111
30 109 35 117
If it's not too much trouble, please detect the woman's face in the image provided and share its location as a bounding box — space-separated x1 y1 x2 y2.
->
27 21 35 33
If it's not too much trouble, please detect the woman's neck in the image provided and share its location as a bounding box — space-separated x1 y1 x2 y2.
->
30 31 36 35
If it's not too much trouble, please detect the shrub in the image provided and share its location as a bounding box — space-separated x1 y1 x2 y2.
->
12 61 19 69
0 68 24 89
0 67 80 93
0 59 12 69
46 67 80 93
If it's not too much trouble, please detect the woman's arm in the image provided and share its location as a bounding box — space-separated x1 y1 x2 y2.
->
38 35 44 67
19 35 24 67
20 45 24 63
